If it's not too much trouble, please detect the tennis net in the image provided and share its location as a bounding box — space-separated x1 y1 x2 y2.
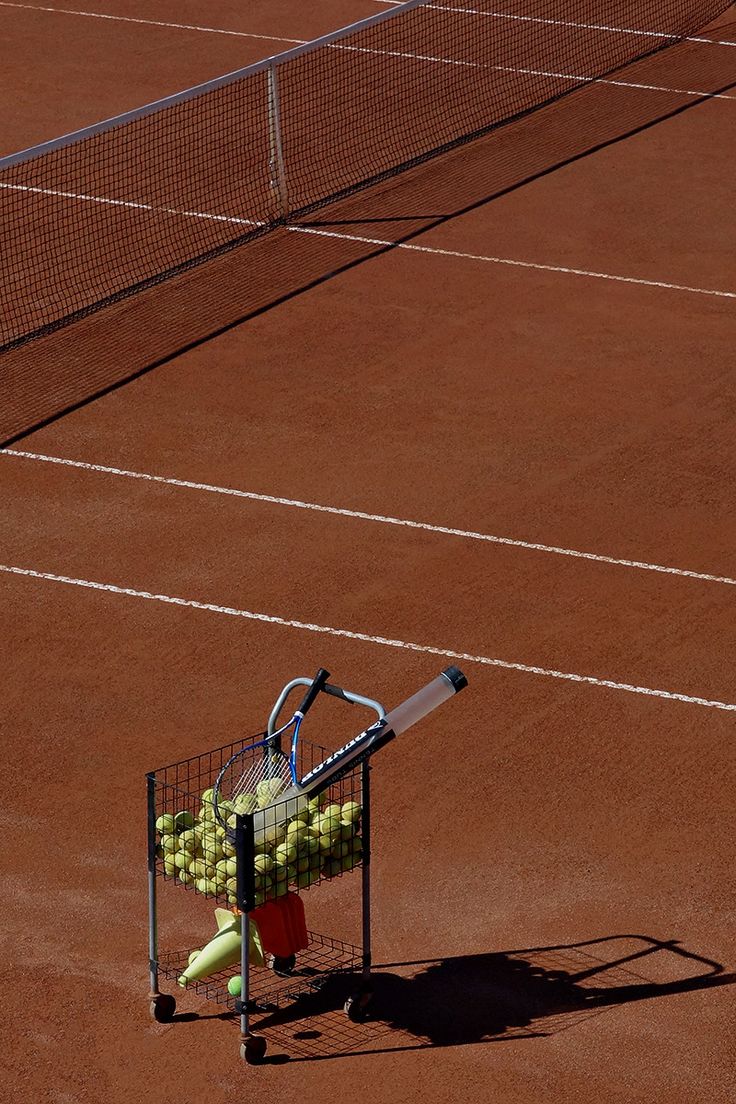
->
0 0 731 435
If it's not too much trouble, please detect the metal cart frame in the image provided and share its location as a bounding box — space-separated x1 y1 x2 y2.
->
146 674 385 1063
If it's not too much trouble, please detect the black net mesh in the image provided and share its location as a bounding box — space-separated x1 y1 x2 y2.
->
0 0 732 441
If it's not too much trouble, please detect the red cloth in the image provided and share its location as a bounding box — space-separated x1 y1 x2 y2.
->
252 892 308 957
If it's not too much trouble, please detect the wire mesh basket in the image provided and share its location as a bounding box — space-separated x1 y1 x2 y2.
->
149 733 365 910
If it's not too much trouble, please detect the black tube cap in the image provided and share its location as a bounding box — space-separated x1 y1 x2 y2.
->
441 666 468 692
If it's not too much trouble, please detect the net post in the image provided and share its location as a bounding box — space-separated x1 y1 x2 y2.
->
267 62 289 220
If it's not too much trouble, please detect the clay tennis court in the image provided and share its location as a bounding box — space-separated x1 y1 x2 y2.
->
1 1 734 1101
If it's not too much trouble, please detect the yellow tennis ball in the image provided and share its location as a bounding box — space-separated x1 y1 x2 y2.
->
341 801 362 824
225 856 238 877
155 814 176 835
275 842 297 865
163 854 178 876
174 810 195 831
160 833 180 854
174 851 192 871
177 829 197 853
254 854 273 874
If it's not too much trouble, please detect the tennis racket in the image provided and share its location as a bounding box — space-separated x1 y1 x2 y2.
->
252 666 467 836
213 667 330 833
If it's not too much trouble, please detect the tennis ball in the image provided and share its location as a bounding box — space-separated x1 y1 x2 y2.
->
321 813 342 834
202 836 223 865
324 859 342 879
272 880 288 898
254 854 273 874
228 893 238 907
226 876 237 893
163 854 178 876
160 833 180 854
341 801 361 823
263 824 286 848
177 829 198 853
227 975 242 997
203 878 219 897
318 833 340 853
272 861 288 884
340 853 359 872
155 814 176 835
286 863 297 881
332 841 351 859
215 858 230 878
178 870 195 886
222 837 236 858
195 877 210 895
350 835 363 854
226 856 238 878
296 870 320 889
233 793 257 814
188 949 201 966
174 850 192 871
174 810 195 831
275 842 297 865
254 873 273 892
296 856 311 874
256 778 285 808
323 803 342 819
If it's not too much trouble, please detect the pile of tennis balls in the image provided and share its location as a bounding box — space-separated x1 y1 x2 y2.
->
155 787 363 907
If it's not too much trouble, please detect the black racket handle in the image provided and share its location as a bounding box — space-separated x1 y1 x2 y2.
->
296 667 331 717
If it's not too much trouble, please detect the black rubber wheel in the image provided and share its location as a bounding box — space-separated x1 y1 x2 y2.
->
241 1035 267 1064
149 993 176 1023
270 953 296 977
344 991 373 1023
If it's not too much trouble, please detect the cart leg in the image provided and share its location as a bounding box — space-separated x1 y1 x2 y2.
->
238 909 267 1063
345 763 374 1024
147 773 176 1022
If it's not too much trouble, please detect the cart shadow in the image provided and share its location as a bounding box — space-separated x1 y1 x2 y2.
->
252 934 734 1062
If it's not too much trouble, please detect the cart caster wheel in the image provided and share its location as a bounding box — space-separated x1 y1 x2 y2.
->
241 1035 267 1064
149 993 176 1023
344 991 373 1023
270 953 296 977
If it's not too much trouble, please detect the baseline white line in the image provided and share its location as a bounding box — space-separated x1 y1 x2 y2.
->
372 0 736 48
0 1 305 42
5 449 736 589
292 225 736 299
2 562 734 711
1 181 732 299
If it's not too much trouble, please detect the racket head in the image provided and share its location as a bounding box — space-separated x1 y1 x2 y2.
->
213 729 293 832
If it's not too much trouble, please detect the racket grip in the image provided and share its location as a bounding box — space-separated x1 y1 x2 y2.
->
383 666 467 737
296 667 331 717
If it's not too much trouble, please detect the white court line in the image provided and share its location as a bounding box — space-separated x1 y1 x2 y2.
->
372 0 736 48
0 1 305 42
293 225 736 299
1 562 734 712
1 182 733 300
0 1 732 100
5 448 736 589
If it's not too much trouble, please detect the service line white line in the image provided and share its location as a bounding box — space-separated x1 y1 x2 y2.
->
5 449 736 589
292 225 736 299
1 181 733 299
1 562 735 711
372 0 736 48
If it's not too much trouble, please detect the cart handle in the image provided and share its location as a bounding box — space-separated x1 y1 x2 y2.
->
267 677 385 736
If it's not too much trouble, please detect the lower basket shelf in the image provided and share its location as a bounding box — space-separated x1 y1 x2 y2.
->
158 931 362 1012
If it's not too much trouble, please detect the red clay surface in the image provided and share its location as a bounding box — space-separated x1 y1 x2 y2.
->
1 3 735 1103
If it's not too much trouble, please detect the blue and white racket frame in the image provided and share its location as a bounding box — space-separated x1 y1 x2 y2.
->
145 672 387 1063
